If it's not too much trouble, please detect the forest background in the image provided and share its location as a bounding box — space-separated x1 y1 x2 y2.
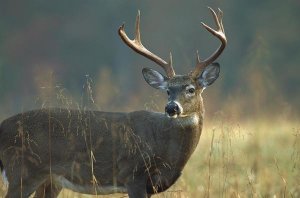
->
0 0 300 197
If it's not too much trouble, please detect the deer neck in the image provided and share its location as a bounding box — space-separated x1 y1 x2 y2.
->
174 95 204 130
165 98 204 167
150 112 202 173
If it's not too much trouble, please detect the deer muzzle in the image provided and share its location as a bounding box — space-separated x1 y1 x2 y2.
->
165 101 182 118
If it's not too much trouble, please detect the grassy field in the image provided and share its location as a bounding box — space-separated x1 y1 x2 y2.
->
181 118 300 198
0 118 299 198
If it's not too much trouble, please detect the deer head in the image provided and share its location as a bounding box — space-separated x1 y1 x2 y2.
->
119 8 227 118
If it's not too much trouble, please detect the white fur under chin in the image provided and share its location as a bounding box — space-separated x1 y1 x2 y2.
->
1 170 9 188
167 114 178 118
166 113 199 126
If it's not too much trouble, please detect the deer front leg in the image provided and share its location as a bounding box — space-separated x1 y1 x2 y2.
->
125 175 149 198
34 180 62 198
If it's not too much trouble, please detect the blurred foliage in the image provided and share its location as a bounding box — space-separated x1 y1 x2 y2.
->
0 0 299 119
0 1 300 197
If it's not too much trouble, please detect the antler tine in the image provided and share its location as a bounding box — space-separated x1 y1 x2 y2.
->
118 11 175 78
135 10 141 44
196 50 201 65
217 8 225 33
191 7 227 79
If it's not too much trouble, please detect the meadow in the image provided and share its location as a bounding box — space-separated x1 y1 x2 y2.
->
1 116 299 197
1 1 299 197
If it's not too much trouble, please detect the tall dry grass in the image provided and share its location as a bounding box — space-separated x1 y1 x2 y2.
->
182 118 300 198
1 117 299 198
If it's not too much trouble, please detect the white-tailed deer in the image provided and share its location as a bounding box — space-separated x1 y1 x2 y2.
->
0 7 226 198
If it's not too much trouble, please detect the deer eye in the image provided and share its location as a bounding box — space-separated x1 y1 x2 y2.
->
188 88 195 94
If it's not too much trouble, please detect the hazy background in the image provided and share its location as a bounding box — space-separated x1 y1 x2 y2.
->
1 1 300 197
0 0 299 121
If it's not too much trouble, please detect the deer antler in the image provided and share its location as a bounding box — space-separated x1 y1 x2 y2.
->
191 7 227 79
118 11 176 78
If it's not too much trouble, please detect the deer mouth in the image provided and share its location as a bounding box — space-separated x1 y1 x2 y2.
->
166 113 178 118
165 101 183 118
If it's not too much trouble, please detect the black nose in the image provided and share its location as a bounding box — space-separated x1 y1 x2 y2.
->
165 101 181 117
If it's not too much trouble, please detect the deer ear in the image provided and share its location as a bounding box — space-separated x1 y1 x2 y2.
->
198 63 220 88
142 68 168 90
